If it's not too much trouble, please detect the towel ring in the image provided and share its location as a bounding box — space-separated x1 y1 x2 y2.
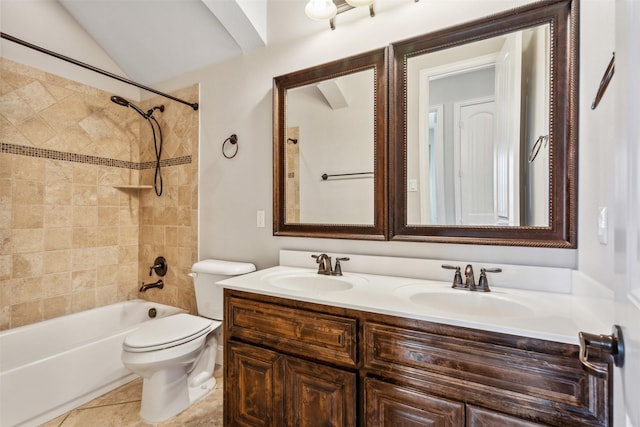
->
528 135 549 163
222 134 239 159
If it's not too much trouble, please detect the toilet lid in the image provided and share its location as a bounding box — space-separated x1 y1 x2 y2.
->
123 313 216 352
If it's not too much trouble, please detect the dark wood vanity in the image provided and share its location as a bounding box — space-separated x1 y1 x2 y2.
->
224 289 610 426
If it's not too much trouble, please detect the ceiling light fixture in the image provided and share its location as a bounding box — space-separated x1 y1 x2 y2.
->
305 0 337 21
306 0 418 30
345 0 374 7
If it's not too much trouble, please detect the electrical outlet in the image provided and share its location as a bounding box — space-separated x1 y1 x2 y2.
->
597 207 608 245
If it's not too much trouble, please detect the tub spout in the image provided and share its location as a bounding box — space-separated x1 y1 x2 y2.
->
139 279 164 292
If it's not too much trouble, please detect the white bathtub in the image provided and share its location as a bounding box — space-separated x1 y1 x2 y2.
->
0 299 183 427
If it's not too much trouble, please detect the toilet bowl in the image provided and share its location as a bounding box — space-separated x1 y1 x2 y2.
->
121 259 255 423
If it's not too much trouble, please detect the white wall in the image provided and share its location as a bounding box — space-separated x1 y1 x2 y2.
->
161 0 583 272
3 0 621 287
0 0 139 100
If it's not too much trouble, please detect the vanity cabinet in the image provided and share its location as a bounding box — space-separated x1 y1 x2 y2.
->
362 320 609 426
224 290 610 426
224 292 358 426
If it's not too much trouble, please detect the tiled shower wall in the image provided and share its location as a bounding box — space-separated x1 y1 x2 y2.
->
0 58 199 330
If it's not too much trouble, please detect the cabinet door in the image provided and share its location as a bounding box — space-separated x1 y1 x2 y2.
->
284 357 357 427
467 405 546 427
226 341 283 426
364 377 464 426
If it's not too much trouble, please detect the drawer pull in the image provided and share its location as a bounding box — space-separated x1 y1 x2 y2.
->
578 324 624 378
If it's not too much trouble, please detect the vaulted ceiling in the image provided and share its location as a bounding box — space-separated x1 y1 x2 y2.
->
57 0 267 85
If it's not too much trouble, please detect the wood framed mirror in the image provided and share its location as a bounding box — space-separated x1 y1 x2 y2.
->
273 48 388 240
389 0 578 247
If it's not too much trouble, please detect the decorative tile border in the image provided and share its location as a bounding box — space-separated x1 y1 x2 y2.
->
1 142 191 170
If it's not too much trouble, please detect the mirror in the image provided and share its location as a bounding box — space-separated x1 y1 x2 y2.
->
273 48 388 240
390 0 577 247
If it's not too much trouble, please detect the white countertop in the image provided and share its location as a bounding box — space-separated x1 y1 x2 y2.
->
218 265 612 345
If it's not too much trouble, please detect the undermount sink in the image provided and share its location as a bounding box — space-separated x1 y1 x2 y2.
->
394 284 536 318
262 271 367 292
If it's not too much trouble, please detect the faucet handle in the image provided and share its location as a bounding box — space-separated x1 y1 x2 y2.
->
149 256 167 277
476 267 502 292
332 257 350 276
442 264 465 289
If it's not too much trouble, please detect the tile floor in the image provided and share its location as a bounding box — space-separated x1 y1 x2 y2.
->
40 366 223 427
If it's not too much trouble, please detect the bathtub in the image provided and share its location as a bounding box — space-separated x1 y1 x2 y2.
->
0 299 183 427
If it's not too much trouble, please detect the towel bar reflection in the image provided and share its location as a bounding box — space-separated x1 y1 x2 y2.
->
591 52 615 110
321 172 374 181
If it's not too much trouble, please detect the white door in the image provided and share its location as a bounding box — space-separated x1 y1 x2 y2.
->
494 30 523 226
454 98 495 225
613 1 640 424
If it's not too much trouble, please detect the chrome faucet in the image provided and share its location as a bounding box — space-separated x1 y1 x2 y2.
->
139 279 164 292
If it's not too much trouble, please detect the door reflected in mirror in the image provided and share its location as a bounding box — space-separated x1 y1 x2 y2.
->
406 24 550 227
285 69 375 225
391 0 577 247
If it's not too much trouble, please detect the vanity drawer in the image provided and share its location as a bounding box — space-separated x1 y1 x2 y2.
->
363 321 609 426
226 294 357 367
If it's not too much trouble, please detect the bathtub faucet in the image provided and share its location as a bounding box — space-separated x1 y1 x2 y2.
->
139 279 164 292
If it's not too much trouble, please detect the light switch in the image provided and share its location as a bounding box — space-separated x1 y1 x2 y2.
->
257 210 266 228
408 179 418 192
597 207 608 245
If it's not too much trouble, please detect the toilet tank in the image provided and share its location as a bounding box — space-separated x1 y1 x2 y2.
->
191 259 256 320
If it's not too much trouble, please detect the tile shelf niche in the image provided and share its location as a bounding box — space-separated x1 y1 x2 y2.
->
113 185 153 190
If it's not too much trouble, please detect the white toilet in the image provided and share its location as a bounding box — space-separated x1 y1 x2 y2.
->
121 259 255 423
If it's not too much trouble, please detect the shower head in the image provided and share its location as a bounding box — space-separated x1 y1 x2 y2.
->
110 95 150 118
110 95 129 107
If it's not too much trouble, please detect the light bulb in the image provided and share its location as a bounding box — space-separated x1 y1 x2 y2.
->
305 0 337 20
345 0 374 7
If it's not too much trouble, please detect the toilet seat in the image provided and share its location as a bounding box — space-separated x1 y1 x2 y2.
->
123 313 217 353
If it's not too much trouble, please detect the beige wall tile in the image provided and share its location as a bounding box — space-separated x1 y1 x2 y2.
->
97 185 120 206
13 156 46 181
73 163 97 185
97 265 118 287
11 276 43 304
45 181 73 205
44 227 72 250
73 227 97 248
0 154 12 179
73 206 98 227
97 226 120 246
73 184 97 206
12 252 43 278
2 59 199 328
97 245 119 266
71 288 95 312
44 205 73 227
42 272 72 297
11 300 43 327
43 250 71 274
98 206 119 226
12 179 44 204
0 178 11 204
12 204 44 228
71 247 96 271
0 255 11 280
11 228 43 253
72 269 96 291
43 295 71 320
